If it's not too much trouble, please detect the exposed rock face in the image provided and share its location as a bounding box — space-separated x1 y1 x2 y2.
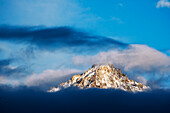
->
47 64 150 92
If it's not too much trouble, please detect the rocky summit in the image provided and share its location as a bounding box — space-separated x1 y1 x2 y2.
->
47 64 150 92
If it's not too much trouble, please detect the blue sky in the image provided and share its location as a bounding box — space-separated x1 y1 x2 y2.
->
0 0 170 89
0 0 170 49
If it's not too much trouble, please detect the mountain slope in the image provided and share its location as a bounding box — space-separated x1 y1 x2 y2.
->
48 64 150 92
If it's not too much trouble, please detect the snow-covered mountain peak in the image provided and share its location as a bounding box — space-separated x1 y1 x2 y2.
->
48 64 150 92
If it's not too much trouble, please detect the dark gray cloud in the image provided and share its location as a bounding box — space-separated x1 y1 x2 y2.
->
0 59 11 67
0 25 127 52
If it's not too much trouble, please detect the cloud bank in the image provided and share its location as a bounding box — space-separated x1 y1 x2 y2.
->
72 44 170 88
72 44 170 73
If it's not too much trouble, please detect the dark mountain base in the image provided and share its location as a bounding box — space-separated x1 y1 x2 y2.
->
0 87 170 113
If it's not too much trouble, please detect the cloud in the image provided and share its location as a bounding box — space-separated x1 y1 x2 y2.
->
111 17 123 24
0 59 28 77
72 44 170 73
167 49 170 53
119 3 123 7
156 0 170 8
24 69 82 87
0 67 82 88
0 76 20 87
0 58 83 88
134 76 147 85
0 25 127 52
165 49 170 56
72 44 170 88
0 59 11 67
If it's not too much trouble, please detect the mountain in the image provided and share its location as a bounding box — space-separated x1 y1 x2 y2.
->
48 64 150 92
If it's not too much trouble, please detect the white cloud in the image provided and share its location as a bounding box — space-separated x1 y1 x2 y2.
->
24 69 82 87
0 68 82 88
156 0 170 8
72 44 170 74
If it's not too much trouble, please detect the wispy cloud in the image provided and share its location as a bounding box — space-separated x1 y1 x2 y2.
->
111 17 123 24
0 0 101 27
0 58 31 87
0 59 28 77
156 0 170 8
0 67 82 88
118 3 123 7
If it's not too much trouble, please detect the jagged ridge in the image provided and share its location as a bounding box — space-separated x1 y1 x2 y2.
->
48 64 150 92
